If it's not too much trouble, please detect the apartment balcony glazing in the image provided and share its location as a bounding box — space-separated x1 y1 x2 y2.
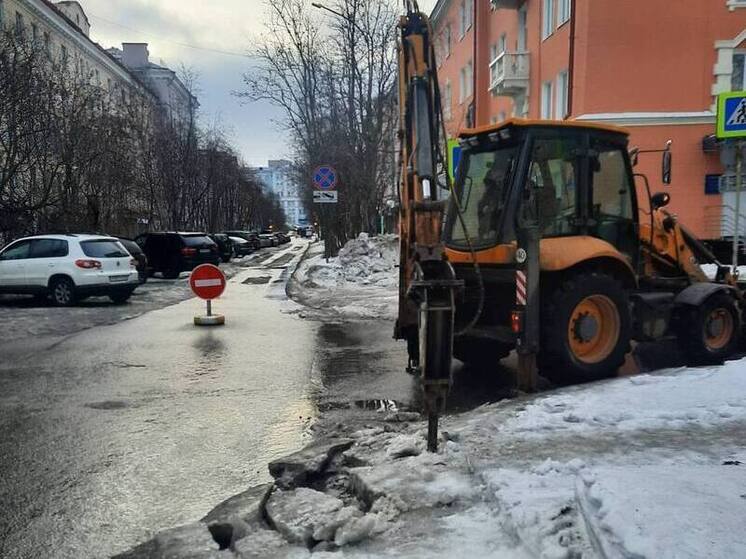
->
489 51 530 97
489 0 522 9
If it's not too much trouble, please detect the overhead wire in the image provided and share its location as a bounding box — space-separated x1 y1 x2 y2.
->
87 13 254 58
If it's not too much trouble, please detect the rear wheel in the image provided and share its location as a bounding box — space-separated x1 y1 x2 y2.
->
677 293 740 365
50 277 76 307
540 272 631 383
163 265 180 279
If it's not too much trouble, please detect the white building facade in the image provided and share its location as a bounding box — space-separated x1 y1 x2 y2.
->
255 160 309 227
1 0 152 106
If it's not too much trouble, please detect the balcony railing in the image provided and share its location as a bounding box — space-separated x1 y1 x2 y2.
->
489 51 530 96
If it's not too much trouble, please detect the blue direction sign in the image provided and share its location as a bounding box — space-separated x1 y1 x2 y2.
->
312 165 338 190
717 91 746 139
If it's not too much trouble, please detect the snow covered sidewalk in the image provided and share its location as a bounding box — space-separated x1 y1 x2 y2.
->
260 360 746 558
287 233 399 320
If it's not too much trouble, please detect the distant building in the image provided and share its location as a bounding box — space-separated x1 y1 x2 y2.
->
107 43 198 126
431 0 746 240
2 0 154 107
255 160 309 227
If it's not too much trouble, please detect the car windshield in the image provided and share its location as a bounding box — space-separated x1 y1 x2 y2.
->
80 240 129 258
183 235 213 246
447 143 520 249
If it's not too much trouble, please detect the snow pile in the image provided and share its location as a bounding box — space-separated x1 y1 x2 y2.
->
289 233 399 319
498 361 746 437
278 359 746 558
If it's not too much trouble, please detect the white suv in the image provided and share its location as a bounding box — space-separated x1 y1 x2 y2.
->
0 234 139 306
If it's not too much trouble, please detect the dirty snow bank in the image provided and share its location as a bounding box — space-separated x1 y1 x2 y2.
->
280 361 746 557
288 233 399 319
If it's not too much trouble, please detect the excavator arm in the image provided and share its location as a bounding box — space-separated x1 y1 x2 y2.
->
395 3 462 452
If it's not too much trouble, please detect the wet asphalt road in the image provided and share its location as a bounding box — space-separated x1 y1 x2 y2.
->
0 242 329 558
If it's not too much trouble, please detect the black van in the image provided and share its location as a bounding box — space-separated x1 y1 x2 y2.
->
135 232 220 279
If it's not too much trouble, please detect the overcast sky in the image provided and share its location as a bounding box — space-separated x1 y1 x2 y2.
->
86 0 438 166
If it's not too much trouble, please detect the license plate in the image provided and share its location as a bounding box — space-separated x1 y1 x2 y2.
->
109 275 129 283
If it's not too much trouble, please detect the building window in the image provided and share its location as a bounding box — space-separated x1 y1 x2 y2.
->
556 70 569 119
541 81 553 119
542 0 554 40
459 67 467 103
0 1 4 27
60 45 68 66
31 23 38 41
443 80 452 120
459 1 472 39
490 43 498 63
15 11 24 37
43 31 50 54
558 0 571 26
445 25 452 57
499 111 507 122
499 32 507 54
733 52 746 91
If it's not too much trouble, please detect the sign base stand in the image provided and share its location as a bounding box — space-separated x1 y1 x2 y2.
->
194 314 225 326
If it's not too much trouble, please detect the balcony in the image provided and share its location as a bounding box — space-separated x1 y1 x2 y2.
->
489 51 530 97
490 0 522 8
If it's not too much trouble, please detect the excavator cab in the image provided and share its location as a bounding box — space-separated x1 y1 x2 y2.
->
443 119 741 384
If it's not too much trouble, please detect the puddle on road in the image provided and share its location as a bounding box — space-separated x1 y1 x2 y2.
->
85 400 130 410
267 253 295 269
242 276 272 285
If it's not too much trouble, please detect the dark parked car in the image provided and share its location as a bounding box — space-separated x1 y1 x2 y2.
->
258 233 277 248
118 238 148 283
273 232 290 245
135 232 220 279
224 231 261 251
228 236 253 257
209 233 234 263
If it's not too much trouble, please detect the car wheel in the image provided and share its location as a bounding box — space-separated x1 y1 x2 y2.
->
163 267 180 280
50 277 76 307
110 291 133 305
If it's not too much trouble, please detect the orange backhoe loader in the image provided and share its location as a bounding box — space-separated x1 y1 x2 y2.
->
395 3 742 451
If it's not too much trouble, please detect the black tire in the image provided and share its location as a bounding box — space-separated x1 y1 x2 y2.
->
540 272 631 383
163 266 180 280
50 277 76 307
110 291 133 305
453 336 511 368
676 293 740 365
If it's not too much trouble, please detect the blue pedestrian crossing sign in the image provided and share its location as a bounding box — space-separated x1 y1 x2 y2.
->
312 165 338 190
717 91 746 139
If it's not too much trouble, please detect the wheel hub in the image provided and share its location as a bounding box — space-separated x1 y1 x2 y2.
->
573 312 599 343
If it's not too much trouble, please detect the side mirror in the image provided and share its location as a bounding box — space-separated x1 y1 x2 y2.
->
662 141 672 185
651 191 671 210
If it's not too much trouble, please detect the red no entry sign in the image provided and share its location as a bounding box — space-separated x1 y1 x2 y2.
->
189 264 226 300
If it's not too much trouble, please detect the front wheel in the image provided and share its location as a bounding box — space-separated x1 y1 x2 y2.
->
50 277 76 307
540 272 631 383
677 293 740 365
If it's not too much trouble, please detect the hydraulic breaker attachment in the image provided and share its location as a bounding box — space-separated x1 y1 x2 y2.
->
407 252 463 452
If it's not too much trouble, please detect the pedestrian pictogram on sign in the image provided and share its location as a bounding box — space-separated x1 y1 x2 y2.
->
717 91 746 139
312 165 338 190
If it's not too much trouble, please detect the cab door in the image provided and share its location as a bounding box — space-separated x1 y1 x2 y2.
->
0 240 32 288
588 138 639 268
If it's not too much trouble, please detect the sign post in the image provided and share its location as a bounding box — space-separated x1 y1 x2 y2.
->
312 165 338 261
190 264 226 326
717 91 746 272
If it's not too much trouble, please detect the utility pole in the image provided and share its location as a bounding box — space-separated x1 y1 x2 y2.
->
732 139 743 274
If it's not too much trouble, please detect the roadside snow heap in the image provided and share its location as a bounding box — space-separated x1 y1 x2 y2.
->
289 233 399 319
117 359 746 558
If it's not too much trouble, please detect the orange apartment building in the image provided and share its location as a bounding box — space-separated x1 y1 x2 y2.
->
431 0 746 243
